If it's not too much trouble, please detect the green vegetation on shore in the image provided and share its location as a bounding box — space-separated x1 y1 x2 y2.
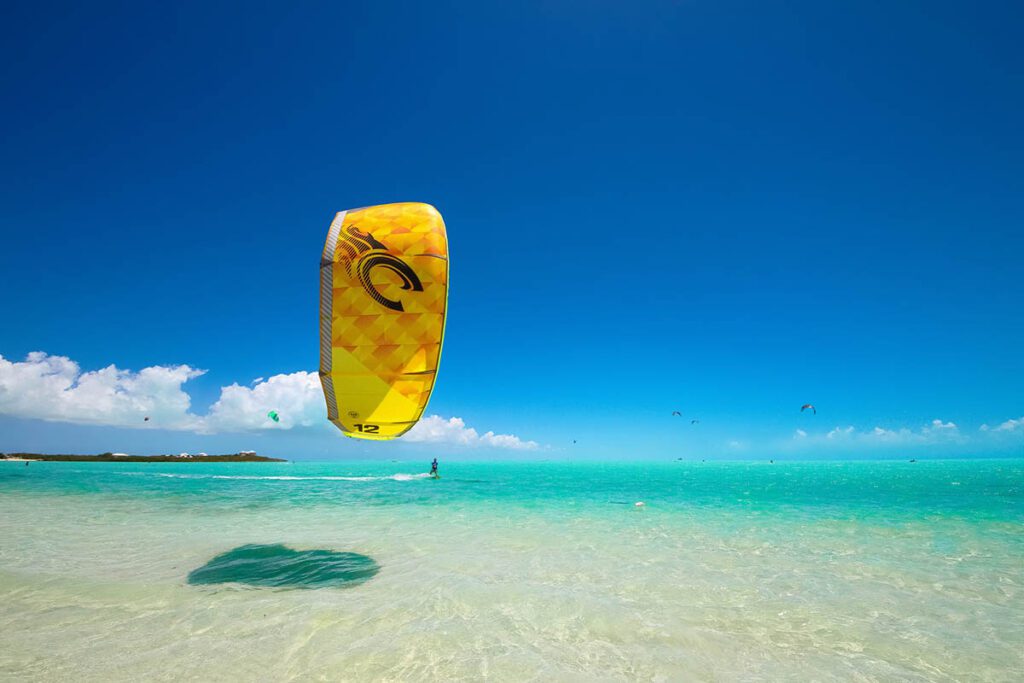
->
0 452 286 463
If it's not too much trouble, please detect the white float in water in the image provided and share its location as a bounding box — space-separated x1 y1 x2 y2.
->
635 501 645 507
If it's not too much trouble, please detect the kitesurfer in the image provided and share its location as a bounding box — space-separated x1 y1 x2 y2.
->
430 458 439 477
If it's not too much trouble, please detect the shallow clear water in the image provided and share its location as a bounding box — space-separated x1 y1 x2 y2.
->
1 459 1022 681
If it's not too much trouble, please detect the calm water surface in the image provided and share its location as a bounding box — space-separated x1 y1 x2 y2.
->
1 459 1022 681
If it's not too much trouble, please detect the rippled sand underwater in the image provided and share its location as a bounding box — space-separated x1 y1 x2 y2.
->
1 459 1022 681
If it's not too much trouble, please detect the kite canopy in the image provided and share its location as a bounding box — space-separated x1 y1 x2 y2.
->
319 203 449 440
671 411 682 416
801 404 816 415
268 410 280 423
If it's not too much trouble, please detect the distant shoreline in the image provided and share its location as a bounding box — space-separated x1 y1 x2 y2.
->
1 453 286 463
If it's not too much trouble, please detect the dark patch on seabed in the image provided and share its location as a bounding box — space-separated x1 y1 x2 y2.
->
188 544 379 589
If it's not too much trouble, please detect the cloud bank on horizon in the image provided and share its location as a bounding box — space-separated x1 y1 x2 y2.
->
980 417 1024 433
793 419 970 448
772 417 1020 455
1 351 1020 455
0 352 538 450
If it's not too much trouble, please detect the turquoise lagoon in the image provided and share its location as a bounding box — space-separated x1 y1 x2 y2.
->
1 459 1021 681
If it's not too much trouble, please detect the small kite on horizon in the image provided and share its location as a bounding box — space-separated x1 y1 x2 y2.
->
801 404 816 415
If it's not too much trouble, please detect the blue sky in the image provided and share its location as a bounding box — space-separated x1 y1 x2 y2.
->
1 1 1022 460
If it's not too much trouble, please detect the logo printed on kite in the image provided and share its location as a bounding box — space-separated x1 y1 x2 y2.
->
338 226 423 312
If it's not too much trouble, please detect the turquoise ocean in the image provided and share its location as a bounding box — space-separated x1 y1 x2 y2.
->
1 459 1022 681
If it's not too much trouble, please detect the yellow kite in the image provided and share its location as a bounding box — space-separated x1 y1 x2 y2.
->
319 203 448 440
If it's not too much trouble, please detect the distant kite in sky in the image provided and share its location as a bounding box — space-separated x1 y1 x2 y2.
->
671 411 682 417
267 410 280 423
320 203 448 440
801 404 816 415
691 419 700 424
143 416 150 422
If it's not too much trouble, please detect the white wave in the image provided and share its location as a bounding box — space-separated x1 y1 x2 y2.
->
151 472 431 482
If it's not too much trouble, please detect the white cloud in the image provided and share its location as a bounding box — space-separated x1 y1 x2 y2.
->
0 352 204 428
925 418 958 433
993 417 1024 432
919 419 964 443
204 371 324 432
405 415 538 449
827 426 855 440
802 418 966 448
